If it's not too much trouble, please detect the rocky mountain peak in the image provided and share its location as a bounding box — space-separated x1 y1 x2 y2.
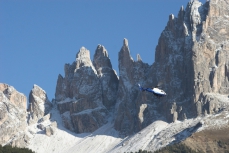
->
93 45 119 108
75 47 95 72
93 45 112 73
123 38 128 46
120 38 131 56
96 45 108 57
169 14 175 21
119 38 133 71
178 6 184 24
0 83 27 110
30 84 47 101
54 44 120 133
180 5 184 11
28 84 52 123
137 54 142 62
76 46 90 59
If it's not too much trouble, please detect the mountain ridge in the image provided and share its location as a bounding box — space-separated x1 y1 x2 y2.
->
0 0 229 152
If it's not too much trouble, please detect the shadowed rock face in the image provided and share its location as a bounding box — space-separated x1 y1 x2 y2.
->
93 45 119 109
55 46 118 133
114 38 150 135
0 83 27 147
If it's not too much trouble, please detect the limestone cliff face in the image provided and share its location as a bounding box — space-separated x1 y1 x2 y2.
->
55 46 118 133
54 0 229 135
146 1 205 119
114 38 151 135
0 83 55 147
93 45 119 109
191 0 229 115
114 0 229 134
151 0 229 118
0 83 28 147
154 0 229 117
28 84 52 124
114 1 204 134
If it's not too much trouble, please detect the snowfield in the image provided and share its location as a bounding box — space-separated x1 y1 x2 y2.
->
27 105 229 153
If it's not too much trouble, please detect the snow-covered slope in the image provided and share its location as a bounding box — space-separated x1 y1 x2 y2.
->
27 105 122 153
27 103 229 153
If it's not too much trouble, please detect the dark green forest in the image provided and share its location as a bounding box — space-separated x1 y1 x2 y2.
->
0 145 35 153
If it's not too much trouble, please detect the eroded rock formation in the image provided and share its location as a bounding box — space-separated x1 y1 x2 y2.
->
53 0 229 135
0 83 27 147
28 84 52 124
55 46 119 133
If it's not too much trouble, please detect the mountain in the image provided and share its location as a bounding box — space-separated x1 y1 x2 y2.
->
55 0 229 136
1 0 229 153
55 46 118 133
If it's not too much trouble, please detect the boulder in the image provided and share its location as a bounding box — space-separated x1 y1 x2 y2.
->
45 126 55 137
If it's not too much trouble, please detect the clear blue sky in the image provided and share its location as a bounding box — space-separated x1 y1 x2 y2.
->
0 0 205 102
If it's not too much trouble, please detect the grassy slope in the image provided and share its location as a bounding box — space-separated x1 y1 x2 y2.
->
182 127 229 153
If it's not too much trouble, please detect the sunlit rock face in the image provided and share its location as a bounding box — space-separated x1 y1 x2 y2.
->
194 2 229 92
189 0 229 115
0 83 28 147
114 0 229 135
0 83 27 110
28 84 52 124
151 0 229 118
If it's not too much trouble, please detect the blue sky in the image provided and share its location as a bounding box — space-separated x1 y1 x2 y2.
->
0 0 205 102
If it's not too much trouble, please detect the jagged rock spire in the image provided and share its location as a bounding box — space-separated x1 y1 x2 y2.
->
137 54 142 62
119 38 133 70
93 44 119 108
178 5 185 24
75 47 93 70
123 38 128 46
93 44 112 71
28 84 52 122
